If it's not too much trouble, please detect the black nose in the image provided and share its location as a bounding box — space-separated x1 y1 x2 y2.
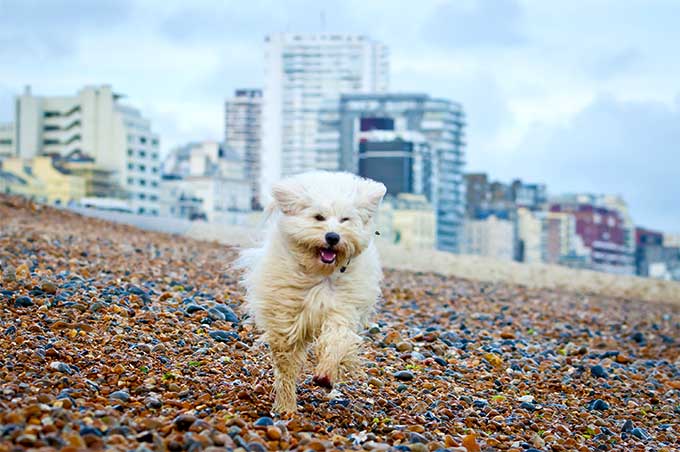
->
325 232 340 246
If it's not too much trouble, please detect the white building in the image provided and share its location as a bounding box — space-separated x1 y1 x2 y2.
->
377 193 437 251
517 207 545 264
463 215 515 261
0 122 14 159
160 141 250 223
225 89 262 210
9 85 161 214
261 33 389 199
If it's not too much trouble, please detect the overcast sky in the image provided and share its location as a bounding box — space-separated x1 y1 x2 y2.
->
1 0 679 232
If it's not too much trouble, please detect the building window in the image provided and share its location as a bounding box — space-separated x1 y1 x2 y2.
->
151 152 158 160
139 207 145 214
139 193 146 200
127 177 133 184
127 163 133 170
139 150 146 158
139 164 146 171
127 149 133 156
140 137 147 144
151 181 158 187
151 167 158 174
139 179 147 186
149 195 158 201
152 138 159 146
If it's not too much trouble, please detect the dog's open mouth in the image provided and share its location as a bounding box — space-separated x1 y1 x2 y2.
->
319 247 337 264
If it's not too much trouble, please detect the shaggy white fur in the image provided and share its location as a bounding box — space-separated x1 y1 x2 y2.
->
237 171 386 413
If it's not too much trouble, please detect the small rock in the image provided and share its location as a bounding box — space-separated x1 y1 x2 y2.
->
253 416 274 427
621 419 634 433
209 330 239 342
368 377 384 388
630 427 651 440
520 401 538 412
173 414 197 431
409 432 428 443
265 426 281 440
14 296 34 308
590 364 608 378
396 341 413 352
213 304 239 323
15 263 30 280
207 307 226 321
518 395 534 403
50 361 74 374
145 396 163 409
393 370 414 381
185 303 205 314
587 399 609 411
41 280 58 294
2 265 16 282
631 331 645 344
109 390 130 402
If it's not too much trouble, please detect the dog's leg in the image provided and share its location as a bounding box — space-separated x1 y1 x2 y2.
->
270 341 306 414
313 319 361 389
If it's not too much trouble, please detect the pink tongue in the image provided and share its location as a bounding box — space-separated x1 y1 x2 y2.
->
320 249 336 261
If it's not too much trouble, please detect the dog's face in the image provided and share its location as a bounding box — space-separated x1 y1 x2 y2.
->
270 172 386 275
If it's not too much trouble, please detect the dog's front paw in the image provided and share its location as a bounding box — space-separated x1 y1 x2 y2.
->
312 374 333 390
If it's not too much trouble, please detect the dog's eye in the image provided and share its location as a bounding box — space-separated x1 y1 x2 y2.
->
314 214 326 221
340 217 350 223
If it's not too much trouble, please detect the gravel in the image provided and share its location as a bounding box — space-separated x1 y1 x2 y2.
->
1 195 679 451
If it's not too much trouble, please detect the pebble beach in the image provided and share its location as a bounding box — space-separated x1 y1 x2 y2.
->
1 195 678 452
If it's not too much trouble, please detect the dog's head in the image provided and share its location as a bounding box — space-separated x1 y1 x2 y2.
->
269 171 386 275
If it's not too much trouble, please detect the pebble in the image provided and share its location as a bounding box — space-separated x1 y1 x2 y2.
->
393 370 415 381
14 296 33 307
265 426 281 440
590 364 608 378
41 280 58 294
145 396 163 409
631 427 652 440
396 341 413 352
184 303 205 314
253 417 274 427
212 303 239 323
173 414 197 431
109 390 130 402
49 361 74 374
587 399 610 411
209 330 239 342
368 377 384 388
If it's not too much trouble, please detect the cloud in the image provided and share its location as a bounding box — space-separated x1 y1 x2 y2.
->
508 95 680 231
583 48 643 80
421 0 526 48
0 0 132 59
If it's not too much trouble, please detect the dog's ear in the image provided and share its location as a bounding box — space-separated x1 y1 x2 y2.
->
356 179 386 224
271 180 309 215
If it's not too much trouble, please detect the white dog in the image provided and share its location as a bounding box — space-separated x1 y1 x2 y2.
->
237 171 386 413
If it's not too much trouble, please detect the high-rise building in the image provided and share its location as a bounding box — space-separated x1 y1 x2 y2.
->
318 93 465 252
225 89 262 209
8 85 161 214
261 33 389 199
0 122 14 159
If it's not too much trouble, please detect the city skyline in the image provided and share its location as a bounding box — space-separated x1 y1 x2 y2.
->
1 0 679 231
